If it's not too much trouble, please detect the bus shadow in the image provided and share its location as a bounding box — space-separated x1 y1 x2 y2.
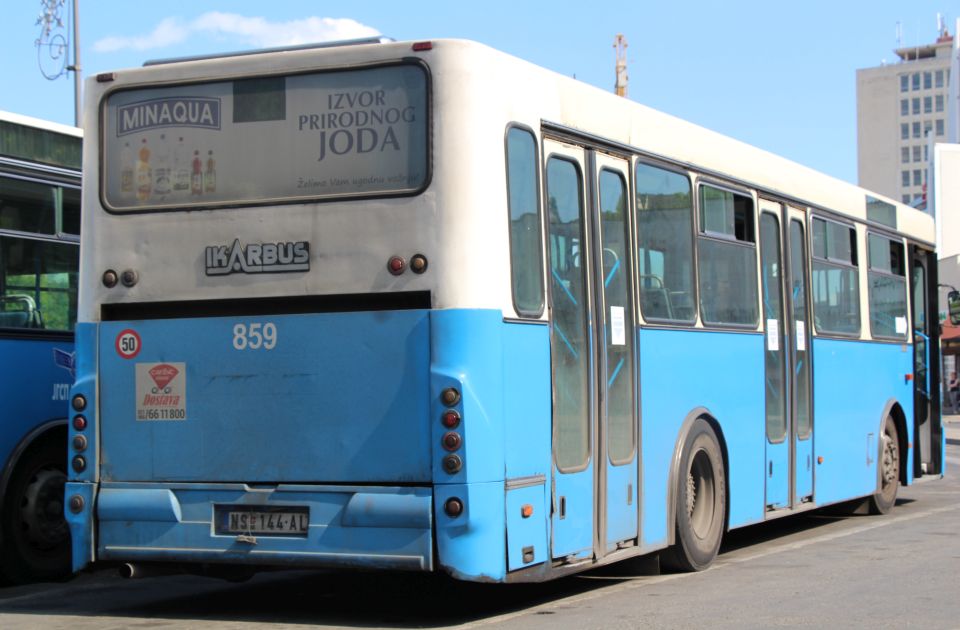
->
0 568 620 627
719 498 916 555
0 499 921 627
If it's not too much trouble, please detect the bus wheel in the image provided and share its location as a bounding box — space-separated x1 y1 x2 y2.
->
0 439 71 583
869 416 900 515
661 420 726 572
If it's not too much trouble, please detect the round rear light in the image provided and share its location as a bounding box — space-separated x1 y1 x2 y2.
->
71 456 87 473
102 269 119 288
442 454 462 474
68 495 85 513
442 432 462 451
441 410 460 429
73 435 88 451
410 254 428 274
444 497 463 518
120 269 139 287
71 394 87 412
441 388 460 406
387 256 406 275
73 415 87 431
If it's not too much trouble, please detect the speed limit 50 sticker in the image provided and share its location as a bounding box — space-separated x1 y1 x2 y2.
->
115 329 142 359
135 362 187 421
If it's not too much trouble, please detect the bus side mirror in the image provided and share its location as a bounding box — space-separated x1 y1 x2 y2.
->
949 291 960 326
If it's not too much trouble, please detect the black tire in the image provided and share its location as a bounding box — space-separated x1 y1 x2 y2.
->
661 420 726 572
869 416 900 515
0 438 71 583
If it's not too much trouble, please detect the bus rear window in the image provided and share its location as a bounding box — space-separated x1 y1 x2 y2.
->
101 63 429 211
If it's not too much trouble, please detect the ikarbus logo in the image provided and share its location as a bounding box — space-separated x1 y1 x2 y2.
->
117 97 221 136
205 239 310 276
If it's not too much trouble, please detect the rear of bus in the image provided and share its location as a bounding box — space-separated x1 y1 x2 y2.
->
66 40 545 582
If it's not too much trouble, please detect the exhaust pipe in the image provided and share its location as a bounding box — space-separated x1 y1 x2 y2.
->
118 563 179 579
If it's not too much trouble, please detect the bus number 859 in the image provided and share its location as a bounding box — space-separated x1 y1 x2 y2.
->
233 322 277 350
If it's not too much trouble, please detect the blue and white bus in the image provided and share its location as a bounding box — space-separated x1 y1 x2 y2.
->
0 111 80 582
66 39 942 582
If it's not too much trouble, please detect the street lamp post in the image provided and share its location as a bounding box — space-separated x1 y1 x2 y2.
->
35 0 81 128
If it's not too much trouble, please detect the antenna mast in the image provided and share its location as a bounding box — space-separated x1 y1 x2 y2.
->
614 34 628 98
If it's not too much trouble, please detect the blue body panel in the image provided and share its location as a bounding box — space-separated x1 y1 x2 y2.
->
605 457 638 549
795 433 814 500
67 305 920 580
429 309 504 485
505 483 547 570
812 338 914 504
501 322 551 571
0 335 74 472
639 328 766 549
97 312 431 483
552 460 595 559
501 323 552 484
76 309 534 581
96 482 433 570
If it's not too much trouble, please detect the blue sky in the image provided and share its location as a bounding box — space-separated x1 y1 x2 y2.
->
0 1 954 185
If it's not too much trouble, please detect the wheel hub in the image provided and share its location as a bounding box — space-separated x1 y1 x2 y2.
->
881 433 899 486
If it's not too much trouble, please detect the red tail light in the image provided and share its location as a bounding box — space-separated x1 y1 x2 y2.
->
387 256 406 275
441 410 460 428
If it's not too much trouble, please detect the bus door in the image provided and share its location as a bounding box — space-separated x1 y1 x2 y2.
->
592 152 638 552
910 245 940 474
759 201 814 511
543 140 638 561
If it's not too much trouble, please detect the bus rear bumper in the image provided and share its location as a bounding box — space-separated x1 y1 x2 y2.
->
93 482 433 571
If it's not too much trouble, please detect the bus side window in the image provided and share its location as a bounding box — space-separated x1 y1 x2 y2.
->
635 163 695 324
811 217 860 335
505 126 545 318
0 176 79 333
697 185 758 327
867 233 907 340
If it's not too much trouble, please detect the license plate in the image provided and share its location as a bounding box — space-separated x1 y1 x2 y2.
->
217 506 309 536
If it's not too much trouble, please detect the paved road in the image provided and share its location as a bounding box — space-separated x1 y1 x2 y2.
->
1 420 958 629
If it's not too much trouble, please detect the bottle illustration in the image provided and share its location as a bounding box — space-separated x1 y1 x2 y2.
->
153 134 171 196
191 150 203 195
205 150 217 193
136 138 152 202
120 141 134 194
173 137 190 192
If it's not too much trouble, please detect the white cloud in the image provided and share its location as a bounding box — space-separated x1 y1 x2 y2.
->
191 12 380 47
93 12 380 54
93 17 189 53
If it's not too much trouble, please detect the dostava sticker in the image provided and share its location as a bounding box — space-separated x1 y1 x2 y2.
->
135 362 187 421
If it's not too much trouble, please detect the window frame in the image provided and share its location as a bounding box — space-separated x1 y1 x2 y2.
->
866 231 908 341
545 152 592 474
633 157 698 326
98 60 434 215
809 214 861 338
503 123 546 319
0 169 80 337
597 164 637 466
695 179 759 329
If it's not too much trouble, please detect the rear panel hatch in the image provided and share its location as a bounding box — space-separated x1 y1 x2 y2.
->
97 310 431 482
